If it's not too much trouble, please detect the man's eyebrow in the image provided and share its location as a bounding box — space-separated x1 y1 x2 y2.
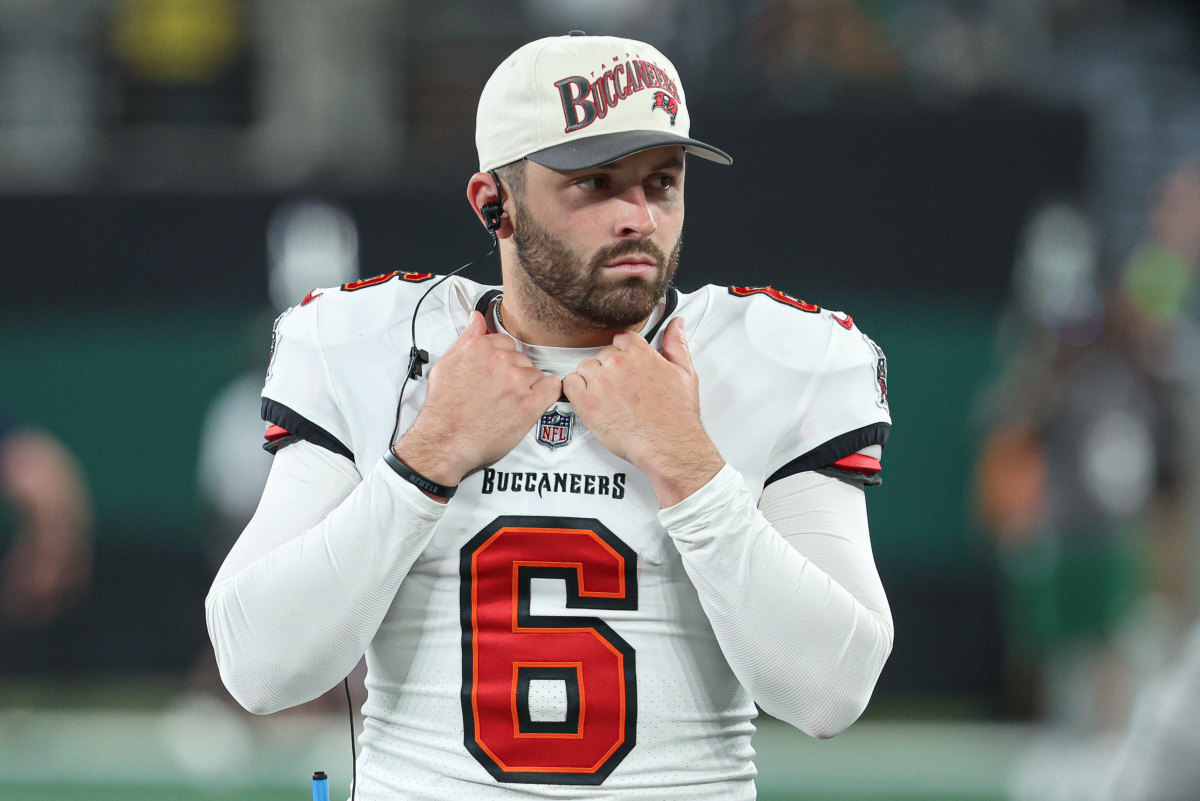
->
595 154 686 171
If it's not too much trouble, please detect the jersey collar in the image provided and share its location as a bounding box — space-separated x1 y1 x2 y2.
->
472 286 680 345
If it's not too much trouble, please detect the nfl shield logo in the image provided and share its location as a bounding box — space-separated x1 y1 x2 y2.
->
537 409 573 449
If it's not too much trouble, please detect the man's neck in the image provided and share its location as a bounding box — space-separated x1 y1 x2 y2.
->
496 296 648 348
496 277 651 348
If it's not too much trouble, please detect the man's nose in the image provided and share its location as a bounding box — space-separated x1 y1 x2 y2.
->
614 186 657 238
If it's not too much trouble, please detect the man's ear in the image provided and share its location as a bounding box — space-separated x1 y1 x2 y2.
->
466 171 513 239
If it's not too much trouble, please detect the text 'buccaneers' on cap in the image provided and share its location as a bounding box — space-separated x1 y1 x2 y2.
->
475 31 733 173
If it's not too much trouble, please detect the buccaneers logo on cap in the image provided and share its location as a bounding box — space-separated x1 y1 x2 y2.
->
554 56 681 133
651 91 678 124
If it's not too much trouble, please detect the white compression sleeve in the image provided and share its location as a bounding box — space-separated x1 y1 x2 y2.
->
659 464 893 738
205 440 448 714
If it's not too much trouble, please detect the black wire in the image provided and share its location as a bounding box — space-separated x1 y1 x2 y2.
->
388 236 499 445
344 676 357 801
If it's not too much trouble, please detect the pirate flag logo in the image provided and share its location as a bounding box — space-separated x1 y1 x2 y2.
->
862 334 889 411
651 91 679 125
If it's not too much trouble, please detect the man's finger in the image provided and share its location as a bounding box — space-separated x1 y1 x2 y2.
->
532 374 564 407
594 345 621 366
485 334 518 353
661 317 693 373
611 331 647 351
574 357 602 379
443 311 488 353
461 310 487 338
562 372 586 400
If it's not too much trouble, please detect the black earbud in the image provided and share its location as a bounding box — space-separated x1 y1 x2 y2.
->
481 202 502 233
481 170 504 233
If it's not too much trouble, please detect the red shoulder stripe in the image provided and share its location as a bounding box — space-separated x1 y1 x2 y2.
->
831 453 882 474
264 424 292 443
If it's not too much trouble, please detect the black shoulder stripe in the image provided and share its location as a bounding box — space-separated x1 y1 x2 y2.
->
261 397 354 461
765 422 890 487
817 466 883 488
264 433 302 453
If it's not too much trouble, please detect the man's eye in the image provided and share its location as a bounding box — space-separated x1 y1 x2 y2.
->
578 177 605 190
650 175 675 190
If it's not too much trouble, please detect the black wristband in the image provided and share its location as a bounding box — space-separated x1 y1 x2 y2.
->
384 449 458 498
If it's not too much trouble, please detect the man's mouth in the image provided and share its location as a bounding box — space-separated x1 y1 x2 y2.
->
604 257 657 276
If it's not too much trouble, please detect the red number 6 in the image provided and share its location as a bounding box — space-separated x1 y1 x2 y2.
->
459 516 638 785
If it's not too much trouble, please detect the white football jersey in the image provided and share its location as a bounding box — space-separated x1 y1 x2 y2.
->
260 273 890 799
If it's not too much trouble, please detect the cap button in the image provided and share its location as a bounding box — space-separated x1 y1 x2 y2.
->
568 30 586 36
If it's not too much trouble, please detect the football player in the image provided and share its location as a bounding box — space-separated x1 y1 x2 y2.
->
207 33 893 800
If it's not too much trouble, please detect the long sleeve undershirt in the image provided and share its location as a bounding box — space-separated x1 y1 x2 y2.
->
206 441 893 736
660 463 892 737
206 441 447 714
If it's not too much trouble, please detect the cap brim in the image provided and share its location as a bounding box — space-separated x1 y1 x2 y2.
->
526 130 732 171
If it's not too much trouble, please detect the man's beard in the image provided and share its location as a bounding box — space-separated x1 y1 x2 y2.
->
510 198 681 332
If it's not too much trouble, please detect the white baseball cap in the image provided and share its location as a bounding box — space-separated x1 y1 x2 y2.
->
476 32 732 173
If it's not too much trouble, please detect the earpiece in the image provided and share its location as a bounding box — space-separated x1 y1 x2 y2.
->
481 201 502 233
481 170 504 233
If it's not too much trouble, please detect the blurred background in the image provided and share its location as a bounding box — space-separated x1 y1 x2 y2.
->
3 0 1200 799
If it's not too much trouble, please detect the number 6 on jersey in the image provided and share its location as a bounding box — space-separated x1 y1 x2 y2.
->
459 516 638 784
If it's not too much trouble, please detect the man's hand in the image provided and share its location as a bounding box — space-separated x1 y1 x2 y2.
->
394 312 561 493
563 317 724 507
